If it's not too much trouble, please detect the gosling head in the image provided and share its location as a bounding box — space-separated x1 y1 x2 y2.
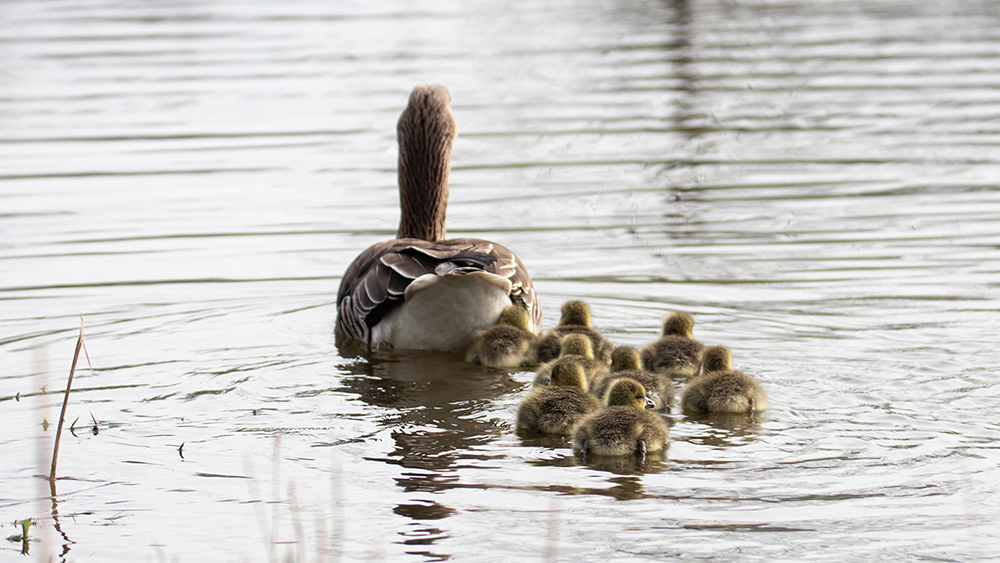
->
547 361 588 390
559 333 594 358
496 305 531 331
698 345 733 375
605 378 653 409
558 300 592 327
661 311 695 339
610 346 642 372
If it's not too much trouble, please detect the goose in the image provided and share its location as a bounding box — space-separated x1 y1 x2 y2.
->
640 311 704 377
465 305 538 367
590 346 674 412
534 301 613 364
572 378 670 458
335 84 541 352
533 333 609 387
516 362 601 435
680 345 769 414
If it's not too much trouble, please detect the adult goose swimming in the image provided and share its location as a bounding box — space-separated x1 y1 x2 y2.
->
336 84 541 352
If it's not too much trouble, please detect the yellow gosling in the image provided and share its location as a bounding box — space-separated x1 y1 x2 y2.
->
534 301 614 364
517 362 601 435
533 333 609 387
591 346 674 412
681 345 769 414
466 305 538 368
640 311 704 377
697 345 732 375
572 379 670 459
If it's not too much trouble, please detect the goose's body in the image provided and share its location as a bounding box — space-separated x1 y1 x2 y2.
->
535 301 613 364
336 85 540 351
591 346 674 412
641 312 704 377
572 379 670 458
517 362 601 435
681 346 769 414
466 305 538 367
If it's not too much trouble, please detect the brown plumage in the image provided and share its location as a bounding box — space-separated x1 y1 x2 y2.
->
533 333 609 387
640 311 704 377
572 379 670 457
535 301 613 364
590 346 674 412
466 305 538 367
681 346 769 414
335 84 541 351
517 362 601 435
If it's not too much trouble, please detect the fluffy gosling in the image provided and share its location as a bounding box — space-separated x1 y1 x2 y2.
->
640 311 704 377
517 362 602 435
533 333 609 387
535 301 614 364
466 305 538 368
591 345 674 412
680 345 769 415
572 379 670 459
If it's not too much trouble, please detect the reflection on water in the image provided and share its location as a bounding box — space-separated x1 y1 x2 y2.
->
2 0 1000 560
683 412 764 447
576 453 669 479
338 350 520 551
516 431 579 453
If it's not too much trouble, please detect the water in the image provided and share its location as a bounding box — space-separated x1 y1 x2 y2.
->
2 0 999 560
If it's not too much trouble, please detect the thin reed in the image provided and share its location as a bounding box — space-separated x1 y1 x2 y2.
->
49 317 84 487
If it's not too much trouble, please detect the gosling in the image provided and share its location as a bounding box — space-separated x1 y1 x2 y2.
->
680 345 769 415
517 362 602 435
533 333 609 387
535 301 614 364
590 346 674 412
640 311 704 377
466 305 538 368
572 379 670 458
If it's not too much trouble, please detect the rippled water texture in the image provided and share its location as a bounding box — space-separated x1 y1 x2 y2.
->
2 0 999 561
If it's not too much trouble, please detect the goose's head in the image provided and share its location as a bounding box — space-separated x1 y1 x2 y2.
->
661 311 695 339
547 361 588 390
610 346 642 372
606 378 653 409
559 333 594 358
496 305 531 331
698 345 733 375
396 84 458 242
558 300 592 327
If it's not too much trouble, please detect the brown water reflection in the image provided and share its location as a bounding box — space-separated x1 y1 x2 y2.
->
336 349 519 543
682 415 764 451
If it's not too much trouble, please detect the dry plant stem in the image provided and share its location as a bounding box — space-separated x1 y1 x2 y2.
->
289 482 304 563
331 453 343 563
271 435 281 563
546 497 561 562
50 317 84 485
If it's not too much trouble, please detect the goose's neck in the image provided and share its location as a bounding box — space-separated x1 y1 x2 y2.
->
396 85 457 242
397 146 449 241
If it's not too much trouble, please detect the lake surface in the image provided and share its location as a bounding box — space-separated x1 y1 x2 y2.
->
2 0 999 561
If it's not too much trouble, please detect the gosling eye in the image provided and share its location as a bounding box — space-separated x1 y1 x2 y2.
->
543 378 551 386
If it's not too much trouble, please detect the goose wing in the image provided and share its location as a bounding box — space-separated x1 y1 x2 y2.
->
336 237 540 344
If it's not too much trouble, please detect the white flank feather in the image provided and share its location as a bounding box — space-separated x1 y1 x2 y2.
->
371 271 513 352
